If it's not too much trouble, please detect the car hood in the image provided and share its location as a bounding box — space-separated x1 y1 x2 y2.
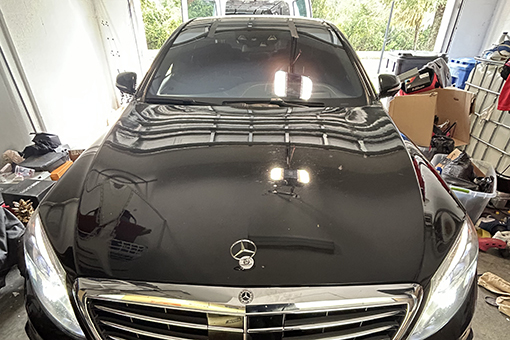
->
40 103 465 286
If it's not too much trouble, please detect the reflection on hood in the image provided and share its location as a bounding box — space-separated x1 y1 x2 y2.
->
107 104 402 156
77 169 166 276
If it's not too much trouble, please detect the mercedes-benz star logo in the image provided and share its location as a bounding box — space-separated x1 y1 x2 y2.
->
239 290 254 304
230 239 257 270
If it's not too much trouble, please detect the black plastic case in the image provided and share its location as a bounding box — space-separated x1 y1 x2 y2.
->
19 145 69 172
1 180 54 208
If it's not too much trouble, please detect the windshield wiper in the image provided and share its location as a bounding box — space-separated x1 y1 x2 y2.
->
223 99 325 108
146 98 325 108
146 98 217 106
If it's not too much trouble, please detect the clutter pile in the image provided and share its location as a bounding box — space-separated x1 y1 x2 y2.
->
1 133 69 185
481 32 510 61
477 217 510 256
388 57 474 159
386 58 500 224
385 47 510 262
1 132 80 226
1 133 76 205
429 149 510 259
434 149 495 193
431 149 497 222
0 132 80 288
470 158 510 257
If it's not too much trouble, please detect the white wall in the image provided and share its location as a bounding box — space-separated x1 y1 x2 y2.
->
0 54 33 153
0 10 37 154
0 0 147 149
447 0 499 59
482 0 510 51
95 0 148 77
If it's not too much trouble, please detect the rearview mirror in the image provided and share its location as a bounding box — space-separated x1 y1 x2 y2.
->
116 72 137 95
378 74 400 98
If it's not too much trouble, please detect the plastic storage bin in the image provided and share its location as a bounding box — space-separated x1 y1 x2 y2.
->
449 58 476 89
491 191 510 209
385 51 447 75
431 155 497 222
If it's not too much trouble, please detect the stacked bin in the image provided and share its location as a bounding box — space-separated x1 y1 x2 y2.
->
385 51 447 75
449 58 476 89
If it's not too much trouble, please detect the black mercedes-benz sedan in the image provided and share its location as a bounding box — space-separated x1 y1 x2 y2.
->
23 16 477 340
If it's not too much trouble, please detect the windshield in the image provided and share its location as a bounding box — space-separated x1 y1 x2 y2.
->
225 0 291 15
146 21 367 107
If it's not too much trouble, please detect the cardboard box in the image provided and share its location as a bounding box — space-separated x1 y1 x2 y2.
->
388 87 475 147
68 149 85 162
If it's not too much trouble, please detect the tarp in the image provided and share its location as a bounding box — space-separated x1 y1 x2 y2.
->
0 207 25 288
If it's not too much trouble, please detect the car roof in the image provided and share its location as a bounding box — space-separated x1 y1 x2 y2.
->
186 15 331 30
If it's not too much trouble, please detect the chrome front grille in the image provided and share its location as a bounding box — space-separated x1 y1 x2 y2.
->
74 279 422 340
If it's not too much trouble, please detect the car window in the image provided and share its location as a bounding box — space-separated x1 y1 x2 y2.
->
173 26 210 45
224 0 293 16
295 0 308 17
147 24 366 106
188 0 217 19
297 27 341 46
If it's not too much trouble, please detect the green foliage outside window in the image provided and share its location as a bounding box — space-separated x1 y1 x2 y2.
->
140 0 182 50
314 0 447 51
189 0 215 19
140 0 446 51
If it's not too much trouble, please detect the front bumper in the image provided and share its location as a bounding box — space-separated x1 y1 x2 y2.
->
25 278 477 340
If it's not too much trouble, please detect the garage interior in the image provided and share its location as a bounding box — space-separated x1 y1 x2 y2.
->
1 0 510 339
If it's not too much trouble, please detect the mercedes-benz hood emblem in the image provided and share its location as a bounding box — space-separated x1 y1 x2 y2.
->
239 289 254 304
230 239 257 270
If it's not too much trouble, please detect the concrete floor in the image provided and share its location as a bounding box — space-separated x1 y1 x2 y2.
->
0 249 509 339
0 267 26 340
472 250 510 338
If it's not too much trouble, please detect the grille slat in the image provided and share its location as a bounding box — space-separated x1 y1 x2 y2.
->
248 309 401 332
360 336 391 340
95 305 209 331
283 322 399 340
76 280 422 340
93 298 209 325
108 336 130 340
100 320 193 340
91 300 405 340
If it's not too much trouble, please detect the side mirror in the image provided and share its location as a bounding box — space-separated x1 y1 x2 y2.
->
378 74 400 98
116 72 137 95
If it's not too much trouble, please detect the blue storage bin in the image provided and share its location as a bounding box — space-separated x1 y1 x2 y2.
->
449 58 476 89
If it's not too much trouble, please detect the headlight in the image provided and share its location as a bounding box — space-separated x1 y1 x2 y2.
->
409 219 478 340
24 212 85 338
